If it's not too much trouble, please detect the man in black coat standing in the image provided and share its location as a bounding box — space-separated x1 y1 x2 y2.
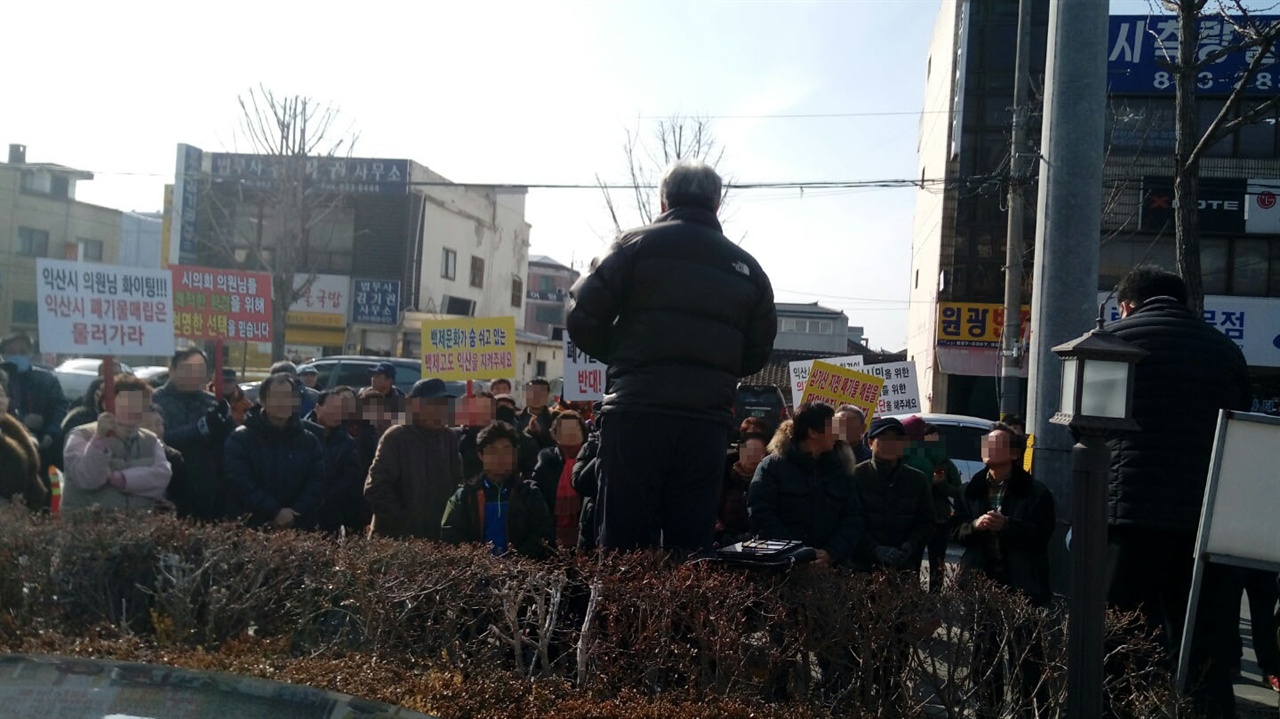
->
566 160 777 554
1104 265 1251 718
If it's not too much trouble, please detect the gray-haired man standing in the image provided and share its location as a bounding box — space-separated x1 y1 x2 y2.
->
567 160 777 554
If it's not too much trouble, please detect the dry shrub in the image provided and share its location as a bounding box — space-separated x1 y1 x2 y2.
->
0 505 1199 718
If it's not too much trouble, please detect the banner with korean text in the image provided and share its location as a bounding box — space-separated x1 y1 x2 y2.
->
421 316 516 381
36 259 175 356
937 302 1031 348
799 361 886 423
860 361 923 416
563 336 605 401
170 266 274 341
351 278 401 325
286 274 349 328
788 354 864 409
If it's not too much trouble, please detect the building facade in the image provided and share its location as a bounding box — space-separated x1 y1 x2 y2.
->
774 302 852 354
0 144 128 345
909 2 1280 418
523 255 579 337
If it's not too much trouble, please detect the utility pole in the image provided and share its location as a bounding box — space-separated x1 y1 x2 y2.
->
999 0 1035 421
1026 0 1110 717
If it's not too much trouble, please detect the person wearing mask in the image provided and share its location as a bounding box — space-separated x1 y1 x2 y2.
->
921 423 962 593
0 332 68 472
517 378 556 451
851 417 934 573
153 347 232 521
270 361 319 419
457 391 497 480
834 405 872 465
367 362 406 415
718 420 770 548
62 378 106 434
441 421 554 558
747 402 869 570
0 369 46 509
305 386 364 533
63 374 172 512
223 373 325 529
364 378 462 539
567 160 777 554
531 411 588 549
953 424 1055 716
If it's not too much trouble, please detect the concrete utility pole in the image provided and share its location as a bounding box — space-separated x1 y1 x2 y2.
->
1026 0 1110 717
999 0 1035 421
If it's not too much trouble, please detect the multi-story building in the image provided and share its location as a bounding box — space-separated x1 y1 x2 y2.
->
774 302 853 354
0 144 128 343
908 2 1280 419
523 255 579 337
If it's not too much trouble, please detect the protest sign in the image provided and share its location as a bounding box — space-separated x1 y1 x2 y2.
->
351 278 400 325
170 266 274 341
788 355 865 409
799 361 886 423
36 258 175 356
421 316 516 381
860 361 923 416
563 336 605 401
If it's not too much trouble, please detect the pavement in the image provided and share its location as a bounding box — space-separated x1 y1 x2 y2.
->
1233 593 1279 716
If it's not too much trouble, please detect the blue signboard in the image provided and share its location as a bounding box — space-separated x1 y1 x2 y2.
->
1108 15 1279 95
351 279 400 325
208 154 410 195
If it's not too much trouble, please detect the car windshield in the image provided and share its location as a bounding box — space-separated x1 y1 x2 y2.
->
932 424 990 464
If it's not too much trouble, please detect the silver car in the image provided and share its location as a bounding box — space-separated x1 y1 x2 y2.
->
53 358 135 403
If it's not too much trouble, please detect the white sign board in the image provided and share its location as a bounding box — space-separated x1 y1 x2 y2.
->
1245 178 1280 234
563 336 605 401
36 258 175 357
287 273 350 326
861 361 923 416
1100 292 1280 367
789 355 864 409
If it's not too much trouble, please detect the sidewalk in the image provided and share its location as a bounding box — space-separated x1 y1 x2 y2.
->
1234 593 1279 717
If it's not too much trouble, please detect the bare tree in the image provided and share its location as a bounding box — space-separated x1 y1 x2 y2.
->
201 85 360 360
1160 1 1279 313
596 115 727 235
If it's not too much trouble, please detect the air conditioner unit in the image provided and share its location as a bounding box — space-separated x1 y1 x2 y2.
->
442 294 476 317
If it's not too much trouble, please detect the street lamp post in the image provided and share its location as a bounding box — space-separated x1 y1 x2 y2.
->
1049 318 1148 719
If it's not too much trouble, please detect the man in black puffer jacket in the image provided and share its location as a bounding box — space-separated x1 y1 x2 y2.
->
1104 266 1250 718
567 160 776 554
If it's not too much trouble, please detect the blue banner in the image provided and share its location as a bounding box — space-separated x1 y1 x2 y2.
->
1108 15 1279 95
208 154 410 195
351 279 400 325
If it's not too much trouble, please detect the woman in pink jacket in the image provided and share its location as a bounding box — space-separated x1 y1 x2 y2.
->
63 374 171 512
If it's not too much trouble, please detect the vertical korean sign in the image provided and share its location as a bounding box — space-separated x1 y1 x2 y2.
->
36 259 175 356
799 361 887 423
169 266 274 341
421 317 516 381
351 278 401 325
563 336 606 401
168 144 203 267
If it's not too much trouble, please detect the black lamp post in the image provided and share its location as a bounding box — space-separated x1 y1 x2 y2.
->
1050 318 1147 719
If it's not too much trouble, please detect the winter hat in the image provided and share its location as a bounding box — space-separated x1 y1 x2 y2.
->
900 415 928 441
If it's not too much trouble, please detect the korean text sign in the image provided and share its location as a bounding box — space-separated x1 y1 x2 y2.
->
937 302 1031 348
799 361 886 424
788 355 864 409
286 274 349 328
1108 15 1279 96
36 259 175 356
170 266 274 341
421 317 516 381
351 279 400 325
564 336 605 401
860 361 922 416
1099 292 1280 367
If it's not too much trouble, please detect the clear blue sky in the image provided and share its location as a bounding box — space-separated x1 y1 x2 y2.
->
0 0 1159 350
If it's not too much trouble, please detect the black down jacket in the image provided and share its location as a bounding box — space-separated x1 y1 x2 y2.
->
224 408 326 527
953 467 1057 607
566 207 777 424
1105 297 1251 533
747 444 869 566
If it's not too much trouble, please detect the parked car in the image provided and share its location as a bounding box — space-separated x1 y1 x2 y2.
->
734 384 790 441
884 412 995 483
132 366 170 388
53 358 135 402
242 356 468 401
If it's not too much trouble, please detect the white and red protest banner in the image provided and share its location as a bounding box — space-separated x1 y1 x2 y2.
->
788 355 865 409
36 258 175 356
169 265 274 341
563 335 605 401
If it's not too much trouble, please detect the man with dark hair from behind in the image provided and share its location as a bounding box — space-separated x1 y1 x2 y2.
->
1106 264 1251 718
567 159 777 555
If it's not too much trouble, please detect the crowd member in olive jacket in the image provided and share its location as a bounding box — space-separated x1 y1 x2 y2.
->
153 347 232 521
747 402 868 569
441 421 553 559
1104 267 1250 719
223 374 325 529
851 417 934 572
954 423 1055 716
911 420 963 593
364 378 462 539
304 386 364 533
567 160 777 554
531 411 587 548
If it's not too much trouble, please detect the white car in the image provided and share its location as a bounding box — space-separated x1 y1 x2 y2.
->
53 358 135 403
885 412 995 484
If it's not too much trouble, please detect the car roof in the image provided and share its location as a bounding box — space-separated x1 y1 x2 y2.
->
308 356 419 366
884 412 996 430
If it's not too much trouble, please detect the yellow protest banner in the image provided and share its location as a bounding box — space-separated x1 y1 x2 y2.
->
1023 434 1035 473
421 316 516 381
799 361 887 422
